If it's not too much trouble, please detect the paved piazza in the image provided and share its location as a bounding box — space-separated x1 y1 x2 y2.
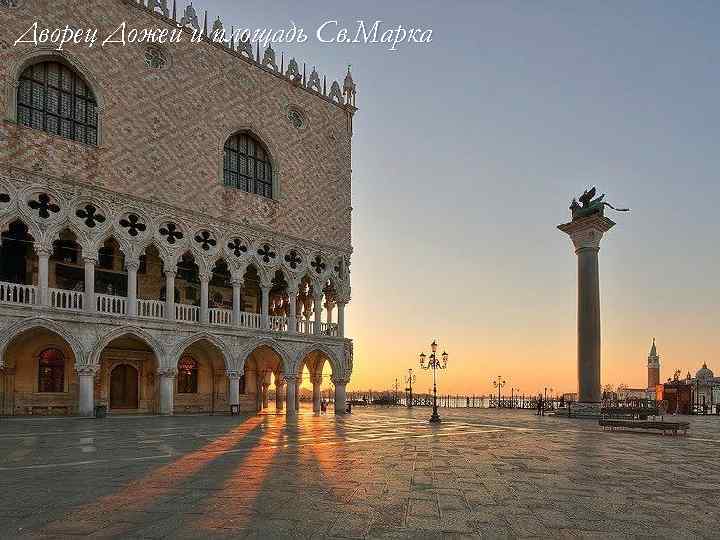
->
1 408 718 539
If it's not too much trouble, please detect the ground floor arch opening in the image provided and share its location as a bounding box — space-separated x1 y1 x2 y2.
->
173 338 230 414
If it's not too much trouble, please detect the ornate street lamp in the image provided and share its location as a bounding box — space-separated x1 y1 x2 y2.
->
405 368 417 408
492 376 506 408
419 340 448 423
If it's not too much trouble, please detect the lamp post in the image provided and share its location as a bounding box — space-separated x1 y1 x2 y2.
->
419 340 448 423
405 368 416 408
492 376 506 408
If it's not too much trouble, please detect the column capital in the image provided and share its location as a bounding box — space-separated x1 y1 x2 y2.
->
164 269 177 278
33 243 52 257
82 255 98 265
558 215 615 252
158 367 178 378
199 272 211 283
230 272 244 286
226 370 243 379
331 376 350 386
284 374 299 384
75 365 98 377
310 373 323 385
125 259 141 272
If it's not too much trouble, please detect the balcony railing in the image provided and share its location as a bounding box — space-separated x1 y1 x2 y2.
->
0 281 342 337
0 282 37 306
50 288 83 311
96 293 127 316
209 307 232 326
138 298 165 319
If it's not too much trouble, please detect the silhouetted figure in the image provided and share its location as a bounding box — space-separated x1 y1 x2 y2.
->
536 395 544 416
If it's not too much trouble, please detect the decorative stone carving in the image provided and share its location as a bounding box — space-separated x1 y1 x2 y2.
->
307 68 321 92
329 81 342 103
262 45 278 71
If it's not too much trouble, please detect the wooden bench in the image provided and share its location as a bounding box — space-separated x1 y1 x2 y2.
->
599 418 689 436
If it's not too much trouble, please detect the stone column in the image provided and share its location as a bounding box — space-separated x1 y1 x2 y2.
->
295 379 301 412
77 366 97 417
275 380 285 411
285 375 298 418
165 269 176 321
337 302 346 337
325 301 334 325
126 260 139 317
334 379 347 414
287 288 298 335
260 285 271 329
227 370 241 412
199 272 210 324
261 382 270 409
558 215 615 406
312 374 322 413
83 256 97 313
35 245 51 307
158 368 176 415
231 273 243 328
313 289 323 335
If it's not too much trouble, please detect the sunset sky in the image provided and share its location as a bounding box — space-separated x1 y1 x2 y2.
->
204 0 720 395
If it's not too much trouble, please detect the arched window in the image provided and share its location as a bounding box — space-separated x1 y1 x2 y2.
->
17 61 98 145
38 348 65 393
177 355 199 394
223 133 273 198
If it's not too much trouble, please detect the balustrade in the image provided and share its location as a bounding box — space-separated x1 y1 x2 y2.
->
96 293 127 316
237 311 262 330
0 282 37 306
137 298 165 319
49 288 84 311
175 303 200 323
320 322 339 337
269 315 289 332
209 307 232 326
297 319 314 335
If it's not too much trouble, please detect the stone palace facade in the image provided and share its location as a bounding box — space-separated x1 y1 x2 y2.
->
0 0 357 417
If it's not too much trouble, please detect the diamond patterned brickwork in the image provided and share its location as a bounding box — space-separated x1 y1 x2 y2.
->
0 0 353 250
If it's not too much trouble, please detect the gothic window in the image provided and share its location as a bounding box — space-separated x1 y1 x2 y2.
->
144 47 167 69
223 133 273 199
177 356 199 394
17 61 98 145
38 348 65 393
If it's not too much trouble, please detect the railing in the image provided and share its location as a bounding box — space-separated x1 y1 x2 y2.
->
96 293 127 316
137 298 165 319
238 311 262 330
297 319 314 335
175 303 199 323
49 288 83 311
269 315 288 332
0 282 37 306
209 307 232 326
320 322 339 337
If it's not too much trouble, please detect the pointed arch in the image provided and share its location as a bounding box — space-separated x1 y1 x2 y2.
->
237 337 291 375
218 125 281 200
169 332 234 372
0 317 85 367
88 326 165 366
294 342 344 380
0 212 42 242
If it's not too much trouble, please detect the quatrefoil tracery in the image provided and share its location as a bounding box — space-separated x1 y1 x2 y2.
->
311 255 326 274
159 222 184 245
28 193 60 219
0 193 10 204
194 230 217 251
75 204 106 228
284 250 302 269
227 238 248 258
257 244 276 263
119 214 147 237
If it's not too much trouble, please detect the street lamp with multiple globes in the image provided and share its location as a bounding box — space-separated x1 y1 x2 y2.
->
405 368 417 408
419 340 448 423
492 376 506 408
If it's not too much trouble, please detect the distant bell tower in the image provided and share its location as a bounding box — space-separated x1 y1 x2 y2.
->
647 338 660 393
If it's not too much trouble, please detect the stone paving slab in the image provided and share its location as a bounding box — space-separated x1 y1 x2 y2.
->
0 407 719 539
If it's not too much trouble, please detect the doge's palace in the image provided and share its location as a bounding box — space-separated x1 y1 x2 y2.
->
0 0 357 417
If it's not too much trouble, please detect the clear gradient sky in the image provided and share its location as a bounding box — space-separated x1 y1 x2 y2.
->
203 0 720 395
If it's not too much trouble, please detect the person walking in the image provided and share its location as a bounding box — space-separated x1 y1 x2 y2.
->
536 394 544 416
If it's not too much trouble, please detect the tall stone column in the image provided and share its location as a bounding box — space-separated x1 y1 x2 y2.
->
199 273 210 324
231 273 243 328
260 285 271 329
35 245 51 307
312 374 322 413
285 375 298 418
275 380 285 411
158 368 177 415
227 370 241 412
164 269 176 321
337 302 346 337
126 260 139 317
313 289 323 335
295 379 301 412
558 214 615 407
77 366 97 417
261 382 270 409
287 287 298 334
333 378 348 414
83 256 97 313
